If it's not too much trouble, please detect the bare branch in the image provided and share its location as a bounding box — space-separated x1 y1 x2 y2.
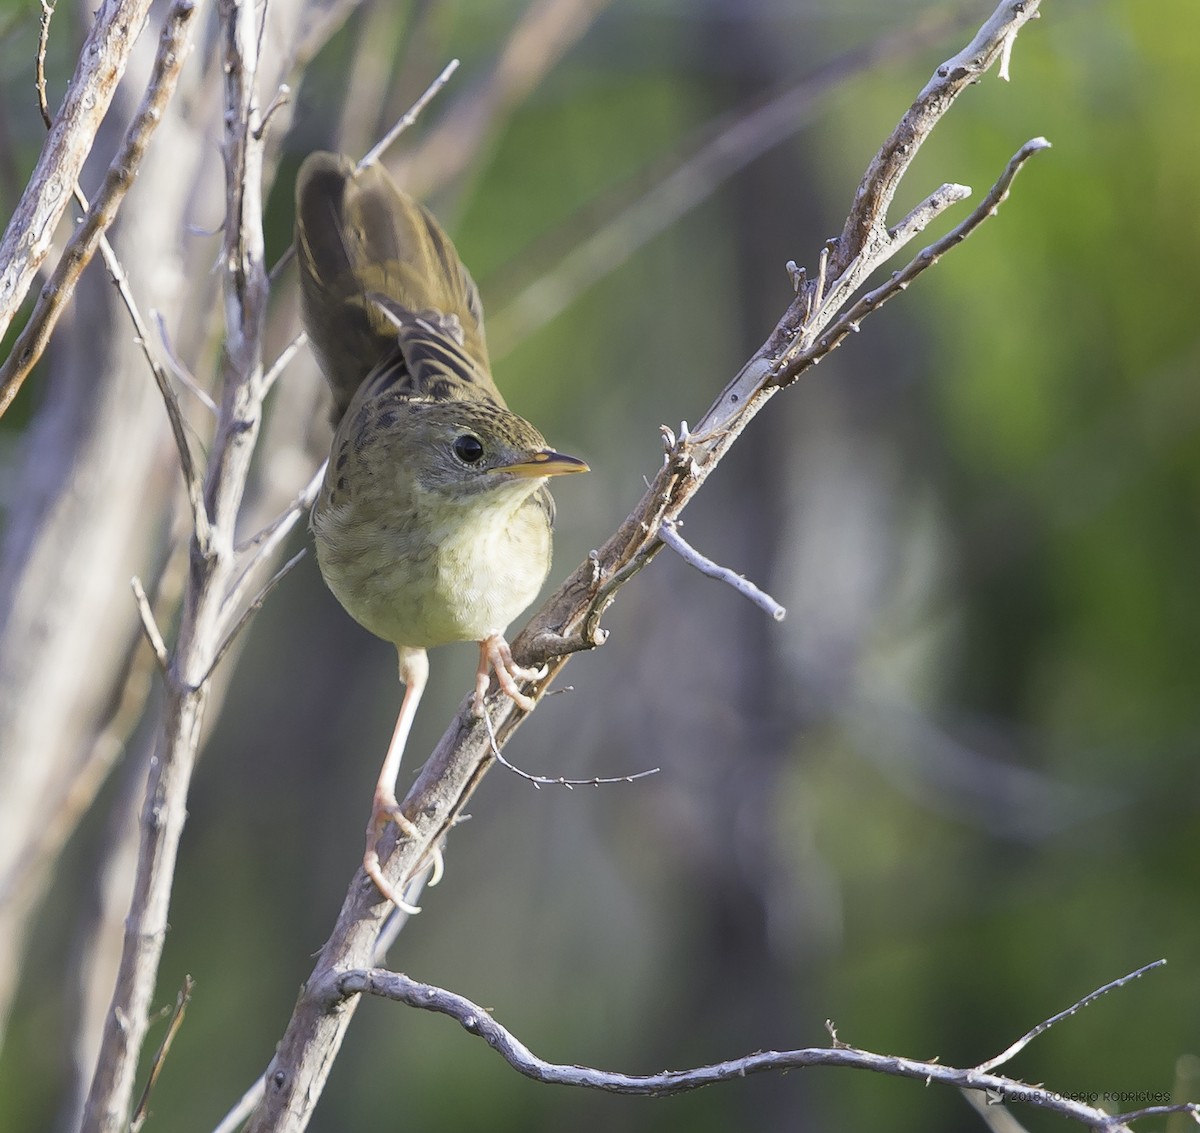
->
203 547 306 686
100 239 215 555
267 57 461 285
79 0 274 1125
232 458 325 565
131 577 169 671
1110 1105 1200 1128
974 959 1167 1074
261 329 308 396
359 58 461 169
36 0 56 129
129 975 193 1133
329 966 1194 1132
212 1079 266 1133
395 0 611 197
0 0 197 416
775 137 1051 388
831 0 1042 281
254 83 292 141
886 181 972 248
481 702 659 789
660 519 786 622
153 309 218 413
0 0 158 343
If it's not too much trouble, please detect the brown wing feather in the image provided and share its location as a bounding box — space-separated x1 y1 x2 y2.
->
295 151 500 424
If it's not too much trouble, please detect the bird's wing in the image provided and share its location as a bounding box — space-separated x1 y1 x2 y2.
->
296 151 501 423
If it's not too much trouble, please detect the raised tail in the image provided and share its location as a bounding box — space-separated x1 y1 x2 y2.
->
295 151 497 423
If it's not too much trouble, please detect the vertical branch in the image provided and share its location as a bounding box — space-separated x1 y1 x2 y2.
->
79 0 273 1129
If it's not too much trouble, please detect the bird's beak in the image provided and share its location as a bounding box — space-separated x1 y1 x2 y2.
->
491 450 590 478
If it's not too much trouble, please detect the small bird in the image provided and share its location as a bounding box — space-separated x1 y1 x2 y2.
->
295 152 588 911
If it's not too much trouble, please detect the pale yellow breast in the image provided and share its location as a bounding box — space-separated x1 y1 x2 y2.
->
312 470 552 650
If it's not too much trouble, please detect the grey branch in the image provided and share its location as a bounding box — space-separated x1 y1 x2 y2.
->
831 0 1041 282
0 0 158 342
203 547 307 687
0 0 198 416
481 701 660 788
974 958 1167 1074
79 0 273 1127
393 0 611 199
153 309 219 413
130 577 169 671
660 519 786 621
329 965 1197 1132
360 58 461 169
261 330 308 397
775 136 1051 387
229 461 325 598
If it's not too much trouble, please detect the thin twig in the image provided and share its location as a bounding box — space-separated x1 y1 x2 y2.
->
775 137 1050 387
331 966 1196 1132
974 959 1167 1074
886 181 973 247
359 58 460 169
231 458 325 564
209 869 429 1133
265 59 460 285
487 10 968 357
659 519 785 622
261 329 308 396
212 1078 264 1133
152 310 218 413
480 704 659 789
254 82 291 140
95 234 215 553
201 548 307 687
36 0 55 129
831 0 1041 281
129 975 193 1133
80 0 271 1126
393 0 609 197
131 577 169 671
1110 1105 1200 1127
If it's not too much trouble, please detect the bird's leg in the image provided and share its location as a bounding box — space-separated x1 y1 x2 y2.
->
364 645 441 913
473 633 548 716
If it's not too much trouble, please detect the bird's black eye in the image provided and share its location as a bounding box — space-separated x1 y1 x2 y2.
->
452 434 485 464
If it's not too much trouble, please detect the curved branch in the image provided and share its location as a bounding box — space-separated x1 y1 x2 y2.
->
332 964 1195 1132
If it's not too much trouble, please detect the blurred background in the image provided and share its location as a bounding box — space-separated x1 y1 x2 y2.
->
1 0 1198 1130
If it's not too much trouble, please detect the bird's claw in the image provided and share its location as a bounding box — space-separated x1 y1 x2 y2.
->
362 792 443 914
474 634 546 715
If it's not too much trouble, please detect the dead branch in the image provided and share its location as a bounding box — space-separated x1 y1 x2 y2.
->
0 0 198 415
325 962 1196 1132
0 0 157 344
77 0 273 1124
